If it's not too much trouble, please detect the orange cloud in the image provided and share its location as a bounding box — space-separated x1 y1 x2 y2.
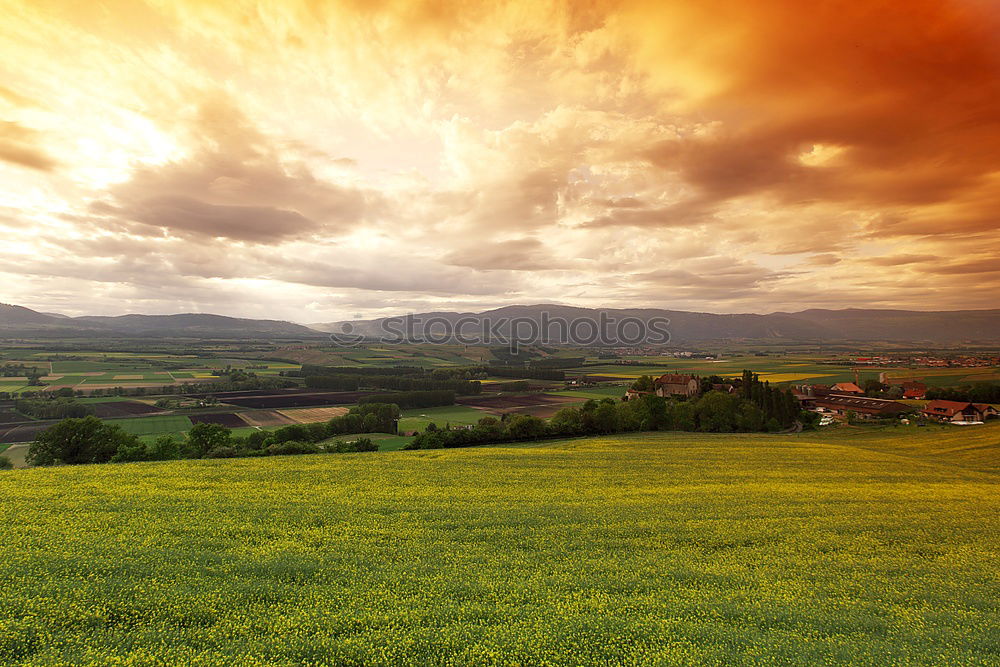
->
1 0 998 318
617 0 1000 217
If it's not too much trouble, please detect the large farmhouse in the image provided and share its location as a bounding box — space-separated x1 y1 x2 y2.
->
921 400 998 423
653 374 700 399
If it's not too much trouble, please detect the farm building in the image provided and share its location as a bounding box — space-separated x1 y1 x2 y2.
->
901 381 928 399
830 382 864 395
622 389 654 402
653 374 700 399
791 384 836 407
791 386 816 407
710 383 737 394
812 394 909 419
921 400 998 423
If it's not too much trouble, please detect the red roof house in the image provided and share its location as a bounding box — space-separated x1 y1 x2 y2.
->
921 400 997 422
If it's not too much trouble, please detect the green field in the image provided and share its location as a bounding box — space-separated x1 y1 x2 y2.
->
577 356 871 385
547 385 628 400
108 415 194 437
574 355 1000 389
320 432 415 451
397 405 486 433
0 352 305 394
287 344 495 369
1 424 998 664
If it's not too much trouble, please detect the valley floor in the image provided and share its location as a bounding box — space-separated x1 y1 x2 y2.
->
0 424 998 665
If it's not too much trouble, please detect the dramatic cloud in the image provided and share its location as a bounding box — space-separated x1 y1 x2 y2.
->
1 0 998 320
0 122 58 171
88 96 376 242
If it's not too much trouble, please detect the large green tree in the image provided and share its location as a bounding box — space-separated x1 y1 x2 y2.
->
630 375 655 392
186 423 232 458
27 416 139 466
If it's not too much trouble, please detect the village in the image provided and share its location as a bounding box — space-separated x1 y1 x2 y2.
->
624 371 1000 426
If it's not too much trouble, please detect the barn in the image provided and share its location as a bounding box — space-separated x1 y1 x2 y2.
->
812 394 909 419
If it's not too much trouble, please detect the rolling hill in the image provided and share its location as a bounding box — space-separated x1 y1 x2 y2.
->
0 304 322 339
315 304 1000 345
5 302 1000 343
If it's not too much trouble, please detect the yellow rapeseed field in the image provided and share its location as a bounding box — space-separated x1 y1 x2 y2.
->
750 372 836 383
0 424 998 665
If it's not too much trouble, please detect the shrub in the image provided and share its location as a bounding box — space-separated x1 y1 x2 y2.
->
245 431 269 450
272 424 312 444
353 437 378 452
504 415 547 440
205 446 238 459
328 403 401 435
404 431 446 449
306 422 328 442
0 456 12 470
359 390 454 409
323 439 350 453
111 440 150 463
267 440 321 456
147 436 184 461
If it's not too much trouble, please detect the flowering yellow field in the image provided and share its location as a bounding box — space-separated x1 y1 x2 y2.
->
752 372 836 383
1 425 998 665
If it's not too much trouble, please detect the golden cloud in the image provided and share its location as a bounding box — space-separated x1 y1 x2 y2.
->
1 0 998 318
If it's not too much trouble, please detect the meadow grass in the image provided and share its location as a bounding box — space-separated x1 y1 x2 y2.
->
572 357 897 386
0 425 998 664
546 385 628 400
319 432 415 451
398 405 486 433
108 415 194 437
76 396 144 404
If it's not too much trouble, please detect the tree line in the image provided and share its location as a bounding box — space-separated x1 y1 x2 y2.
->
304 374 481 395
405 387 805 450
296 364 428 377
358 390 455 409
926 382 1000 404
15 397 94 420
485 366 566 381
1 374 294 401
25 403 402 466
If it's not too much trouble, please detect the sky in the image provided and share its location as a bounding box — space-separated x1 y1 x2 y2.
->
2 0 999 322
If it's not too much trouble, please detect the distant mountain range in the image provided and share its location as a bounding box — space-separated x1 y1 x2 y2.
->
314 304 1000 345
3 303 1000 343
0 304 321 339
